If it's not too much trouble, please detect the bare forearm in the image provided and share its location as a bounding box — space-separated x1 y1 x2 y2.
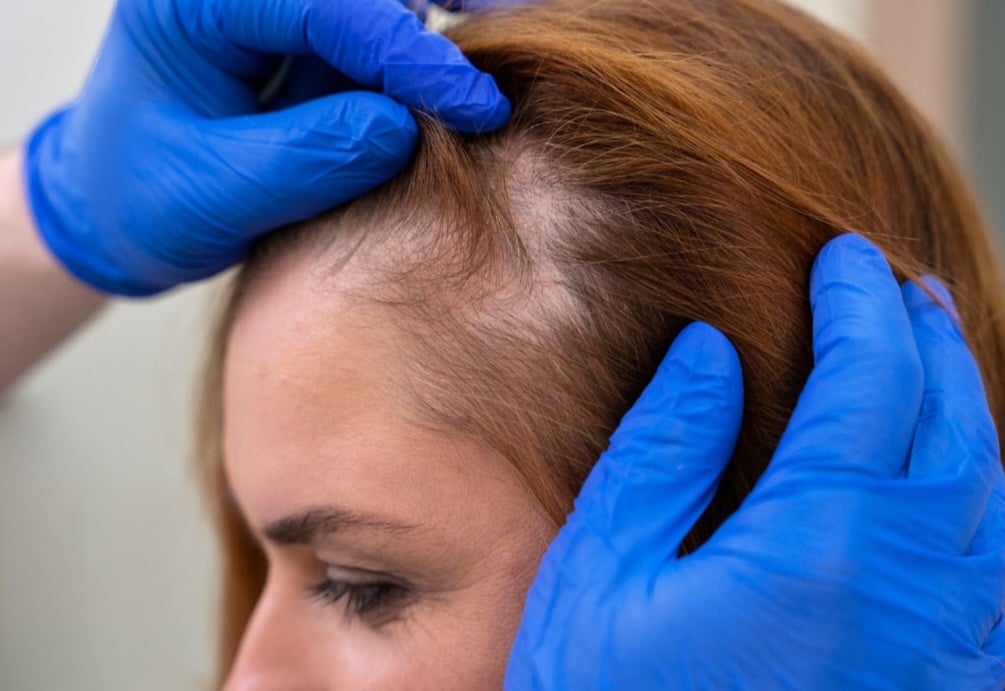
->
0 147 105 395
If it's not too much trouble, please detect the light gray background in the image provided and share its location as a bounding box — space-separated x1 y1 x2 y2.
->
0 1 999 689
0 2 218 688
971 0 1005 239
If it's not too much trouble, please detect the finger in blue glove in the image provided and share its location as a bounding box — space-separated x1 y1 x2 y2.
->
25 0 510 296
506 234 1005 691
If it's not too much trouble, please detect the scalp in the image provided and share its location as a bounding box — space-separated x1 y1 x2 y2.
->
202 0 1005 678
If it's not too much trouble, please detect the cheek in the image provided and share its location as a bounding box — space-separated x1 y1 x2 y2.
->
342 556 547 690
234 552 546 691
336 616 510 690
371 536 551 689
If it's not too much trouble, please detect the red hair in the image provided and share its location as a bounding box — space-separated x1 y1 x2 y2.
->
197 0 1005 682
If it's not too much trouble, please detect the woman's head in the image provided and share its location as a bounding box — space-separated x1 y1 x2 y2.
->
200 0 1005 686
218 246 555 688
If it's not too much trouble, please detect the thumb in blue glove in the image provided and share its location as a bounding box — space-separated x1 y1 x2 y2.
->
506 233 1005 690
25 0 510 296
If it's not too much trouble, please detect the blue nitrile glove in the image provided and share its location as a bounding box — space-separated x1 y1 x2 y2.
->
23 0 509 297
507 234 1005 690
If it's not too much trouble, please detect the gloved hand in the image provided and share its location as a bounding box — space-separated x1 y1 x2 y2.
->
507 234 1005 690
23 0 509 297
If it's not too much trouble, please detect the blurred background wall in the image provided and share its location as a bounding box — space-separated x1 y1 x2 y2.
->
970 0 1005 242
0 1 1001 689
0 2 219 688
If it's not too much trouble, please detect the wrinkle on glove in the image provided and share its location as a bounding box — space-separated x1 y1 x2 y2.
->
24 0 509 296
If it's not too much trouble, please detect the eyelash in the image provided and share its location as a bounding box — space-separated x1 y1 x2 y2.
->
307 576 409 621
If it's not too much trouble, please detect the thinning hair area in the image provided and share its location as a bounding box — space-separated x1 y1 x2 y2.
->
197 0 1005 680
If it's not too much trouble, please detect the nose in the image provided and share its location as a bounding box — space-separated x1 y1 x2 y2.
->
223 578 330 691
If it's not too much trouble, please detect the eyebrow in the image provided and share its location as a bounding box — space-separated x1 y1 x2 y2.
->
262 507 420 546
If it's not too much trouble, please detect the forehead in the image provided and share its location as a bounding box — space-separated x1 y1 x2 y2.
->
225 247 397 455
221 247 540 537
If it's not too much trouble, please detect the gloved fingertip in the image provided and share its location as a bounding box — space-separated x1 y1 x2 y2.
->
649 322 739 414
612 321 743 459
576 321 742 563
350 93 421 153
307 91 420 173
439 95 511 134
209 92 420 232
465 86 512 133
809 233 892 308
663 321 741 380
431 0 534 11
407 69 512 133
902 276 964 341
919 274 960 316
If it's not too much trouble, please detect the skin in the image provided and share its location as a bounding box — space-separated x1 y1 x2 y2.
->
0 147 104 395
223 246 557 690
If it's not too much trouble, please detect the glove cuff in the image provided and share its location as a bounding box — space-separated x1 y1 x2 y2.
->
24 108 161 298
